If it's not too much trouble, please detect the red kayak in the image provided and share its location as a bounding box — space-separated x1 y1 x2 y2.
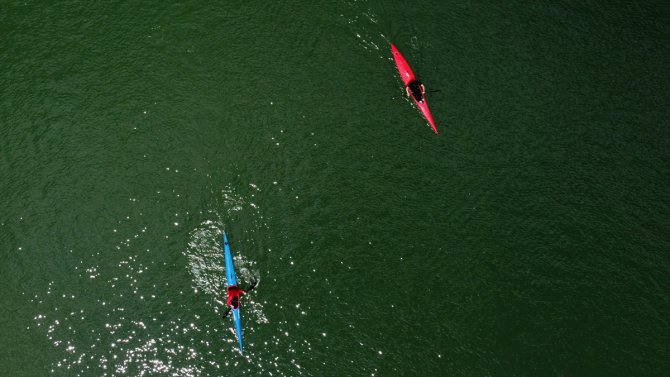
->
391 43 438 134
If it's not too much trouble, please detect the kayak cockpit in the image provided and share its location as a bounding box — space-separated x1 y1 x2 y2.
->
408 80 424 103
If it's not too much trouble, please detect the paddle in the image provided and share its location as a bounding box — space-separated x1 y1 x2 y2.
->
392 89 440 100
246 280 258 292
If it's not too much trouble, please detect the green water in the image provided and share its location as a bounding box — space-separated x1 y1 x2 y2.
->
2 1 669 376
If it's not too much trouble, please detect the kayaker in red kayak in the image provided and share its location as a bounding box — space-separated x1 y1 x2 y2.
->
221 281 257 318
406 80 426 103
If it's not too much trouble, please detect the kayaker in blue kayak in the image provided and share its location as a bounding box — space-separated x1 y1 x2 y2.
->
406 80 426 103
221 281 257 318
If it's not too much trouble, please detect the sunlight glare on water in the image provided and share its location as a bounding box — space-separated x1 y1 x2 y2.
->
3 0 669 375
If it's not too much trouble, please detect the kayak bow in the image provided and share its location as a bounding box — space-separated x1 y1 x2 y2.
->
223 232 244 354
390 43 439 134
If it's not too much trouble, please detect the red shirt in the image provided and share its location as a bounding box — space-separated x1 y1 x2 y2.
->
226 285 246 308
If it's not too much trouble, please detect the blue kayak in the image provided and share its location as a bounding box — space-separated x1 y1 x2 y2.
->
223 232 244 354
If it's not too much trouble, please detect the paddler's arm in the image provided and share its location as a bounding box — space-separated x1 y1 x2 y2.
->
405 87 411 97
420 84 426 94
